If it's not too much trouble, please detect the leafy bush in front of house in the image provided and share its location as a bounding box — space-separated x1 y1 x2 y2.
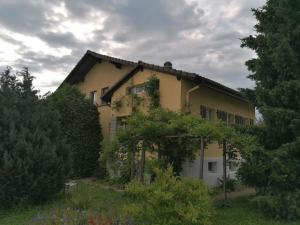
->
253 190 300 221
122 166 214 225
48 84 103 178
218 178 237 192
0 67 71 208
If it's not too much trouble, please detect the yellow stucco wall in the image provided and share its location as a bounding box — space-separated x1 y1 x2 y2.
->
181 79 255 157
74 60 255 158
111 69 182 118
76 61 133 141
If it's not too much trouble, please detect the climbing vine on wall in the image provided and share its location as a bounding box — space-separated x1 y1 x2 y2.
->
111 97 123 112
111 75 160 112
145 75 160 109
128 93 144 113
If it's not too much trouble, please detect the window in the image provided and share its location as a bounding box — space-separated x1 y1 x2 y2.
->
250 119 254 125
101 87 109 105
200 105 213 121
229 161 238 171
216 110 228 123
235 115 245 125
90 91 97 105
129 85 145 94
208 162 217 173
116 117 128 130
228 113 235 125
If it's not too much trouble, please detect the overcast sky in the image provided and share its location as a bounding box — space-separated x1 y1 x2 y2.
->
0 0 265 93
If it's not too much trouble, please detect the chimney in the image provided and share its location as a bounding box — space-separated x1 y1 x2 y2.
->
163 61 172 69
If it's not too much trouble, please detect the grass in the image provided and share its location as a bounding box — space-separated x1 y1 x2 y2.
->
0 180 299 225
215 197 300 225
0 180 126 225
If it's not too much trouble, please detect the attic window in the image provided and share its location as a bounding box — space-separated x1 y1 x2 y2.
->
129 85 145 94
101 87 109 105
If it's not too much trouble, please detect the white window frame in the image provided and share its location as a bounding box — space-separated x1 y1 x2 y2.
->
130 85 145 94
91 91 97 105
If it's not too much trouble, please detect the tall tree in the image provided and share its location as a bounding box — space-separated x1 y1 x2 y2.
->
0 67 71 208
48 85 103 178
240 0 300 219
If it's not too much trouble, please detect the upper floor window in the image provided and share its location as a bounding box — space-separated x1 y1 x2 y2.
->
90 91 97 105
216 110 228 123
101 87 109 105
200 105 213 121
129 85 145 94
235 115 246 125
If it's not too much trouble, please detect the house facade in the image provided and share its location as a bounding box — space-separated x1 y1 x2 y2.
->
62 50 255 186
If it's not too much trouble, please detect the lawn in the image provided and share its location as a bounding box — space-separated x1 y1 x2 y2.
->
214 197 300 225
0 180 298 225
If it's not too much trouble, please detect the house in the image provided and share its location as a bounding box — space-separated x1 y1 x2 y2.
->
62 50 255 186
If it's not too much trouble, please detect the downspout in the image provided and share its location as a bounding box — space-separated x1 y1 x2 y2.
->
185 84 205 180
185 85 200 113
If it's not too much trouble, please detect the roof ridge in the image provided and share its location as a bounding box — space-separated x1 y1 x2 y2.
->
64 50 247 102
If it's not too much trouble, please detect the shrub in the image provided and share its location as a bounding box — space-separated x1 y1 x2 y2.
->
102 139 132 185
0 68 71 208
122 166 214 225
218 178 237 192
253 190 300 220
48 84 103 178
239 136 300 219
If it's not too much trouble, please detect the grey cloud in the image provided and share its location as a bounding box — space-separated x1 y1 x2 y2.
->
38 79 62 88
0 1 50 34
0 0 266 92
38 32 81 48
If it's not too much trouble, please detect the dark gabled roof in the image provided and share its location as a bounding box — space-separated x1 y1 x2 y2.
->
102 60 248 103
61 50 137 86
62 50 247 102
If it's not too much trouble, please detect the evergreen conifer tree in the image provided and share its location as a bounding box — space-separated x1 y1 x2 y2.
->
0 67 71 207
48 85 103 178
240 0 300 219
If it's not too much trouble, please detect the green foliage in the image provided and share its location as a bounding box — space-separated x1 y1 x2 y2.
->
1 180 298 225
104 109 206 178
48 85 103 178
218 178 237 192
126 93 144 113
104 108 257 183
102 139 132 184
253 190 300 221
122 166 214 225
0 67 71 208
111 98 123 112
215 196 300 225
240 0 300 219
145 75 160 109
